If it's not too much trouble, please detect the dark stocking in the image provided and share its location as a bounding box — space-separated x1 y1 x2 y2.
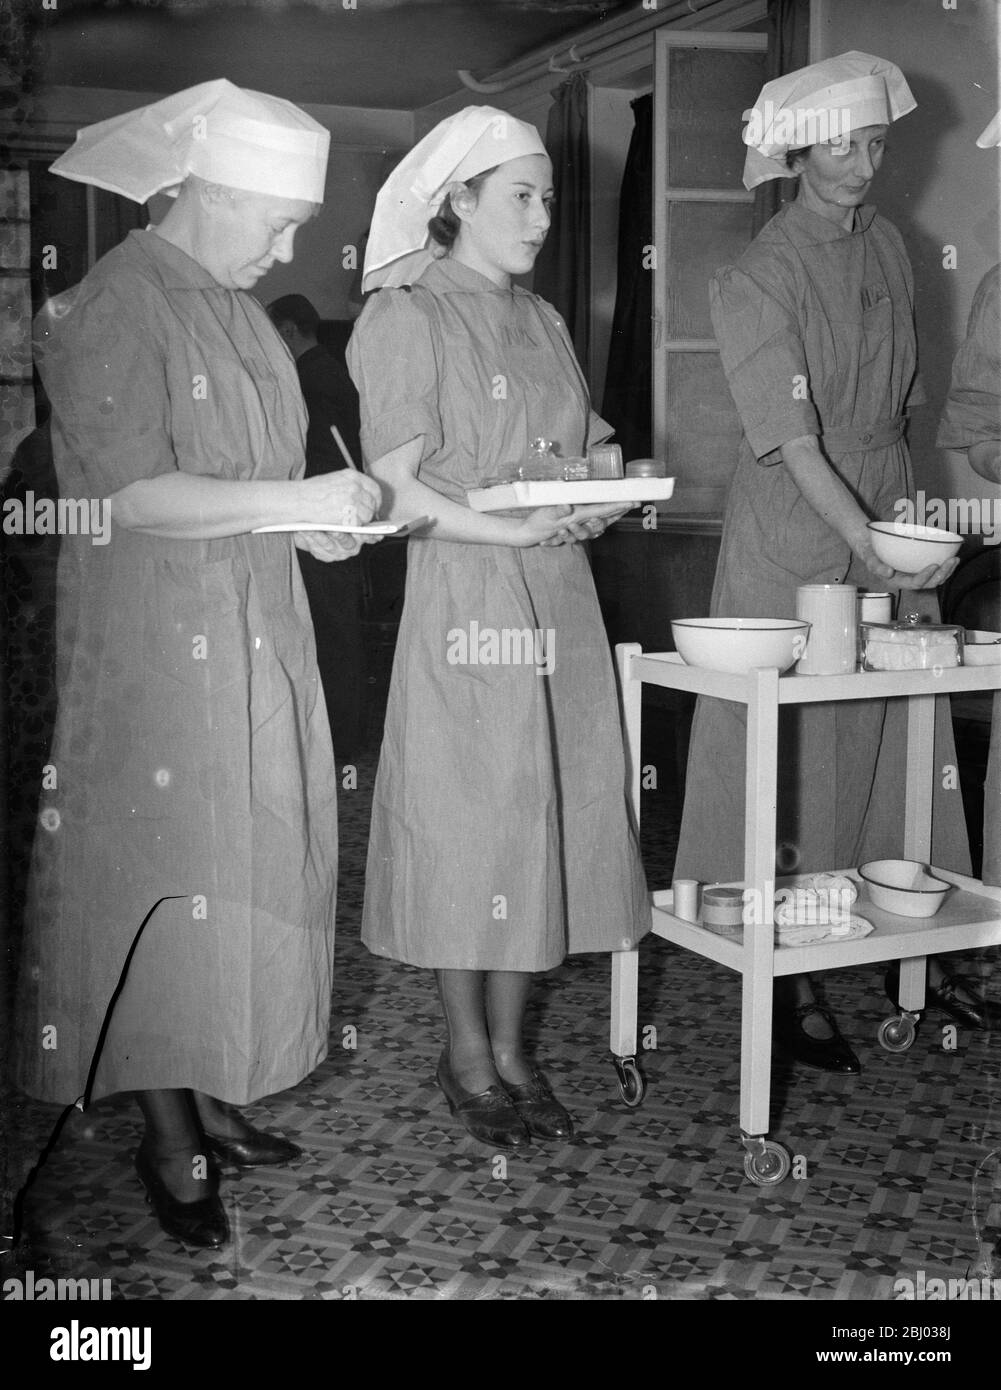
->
191 1092 258 1141
927 957 986 1006
435 968 498 1093
774 972 834 1039
135 1089 207 1202
485 971 534 1086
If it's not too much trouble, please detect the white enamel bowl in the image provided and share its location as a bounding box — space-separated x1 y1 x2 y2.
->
867 521 962 573
858 859 951 917
671 618 810 674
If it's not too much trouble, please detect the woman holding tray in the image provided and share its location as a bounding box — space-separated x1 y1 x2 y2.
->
348 106 648 1148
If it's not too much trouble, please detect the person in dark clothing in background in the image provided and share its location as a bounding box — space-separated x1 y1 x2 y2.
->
269 293 366 755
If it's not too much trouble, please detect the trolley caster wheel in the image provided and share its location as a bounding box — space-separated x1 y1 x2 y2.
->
877 1013 917 1052
742 1140 791 1187
612 1056 647 1108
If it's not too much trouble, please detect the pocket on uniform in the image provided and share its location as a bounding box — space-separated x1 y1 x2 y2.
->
142 554 247 692
128 555 250 823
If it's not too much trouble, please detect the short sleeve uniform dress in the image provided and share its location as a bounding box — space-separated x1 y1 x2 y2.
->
937 263 1001 886
675 201 970 881
14 230 339 1105
348 257 649 971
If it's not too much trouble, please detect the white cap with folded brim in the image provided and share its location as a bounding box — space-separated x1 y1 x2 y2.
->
362 105 548 292
48 78 330 204
977 110 1001 147
741 50 916 190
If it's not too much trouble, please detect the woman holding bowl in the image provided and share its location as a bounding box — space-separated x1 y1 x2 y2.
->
675 53 974 1073
348 107 648 1147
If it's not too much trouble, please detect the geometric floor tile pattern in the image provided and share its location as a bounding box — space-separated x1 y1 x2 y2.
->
5 729 1001 1301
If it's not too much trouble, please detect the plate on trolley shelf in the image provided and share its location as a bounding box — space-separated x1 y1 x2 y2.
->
466 478 675 511
776 914 874 947
253 515 431 536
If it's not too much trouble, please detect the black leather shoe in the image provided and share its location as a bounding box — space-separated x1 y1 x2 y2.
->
436 1054 529 1150
135 1146 229 1248
203 1124 302 1168
886 964 1001 1032
503 1070 574 1140
773 1003 861 1074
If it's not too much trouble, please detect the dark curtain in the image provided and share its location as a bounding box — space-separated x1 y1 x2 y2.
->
29 163 146 311
752 0 811 235
532 72 590 364
94 186 148 262
601 94 652 462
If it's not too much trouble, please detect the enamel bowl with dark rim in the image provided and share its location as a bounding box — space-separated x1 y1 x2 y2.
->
866 521 962 574
671 618 810 674
858 859 951 917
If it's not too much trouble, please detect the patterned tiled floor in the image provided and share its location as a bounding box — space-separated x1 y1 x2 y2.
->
4 697 1001 1301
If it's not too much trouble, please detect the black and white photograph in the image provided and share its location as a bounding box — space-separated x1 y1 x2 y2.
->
1 0 999 1342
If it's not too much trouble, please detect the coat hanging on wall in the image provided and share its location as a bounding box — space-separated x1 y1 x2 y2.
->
532 72 591 367
601 93 652 463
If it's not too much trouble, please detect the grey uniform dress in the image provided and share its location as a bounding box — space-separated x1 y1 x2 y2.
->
348 257 649 971
15 230 339 1105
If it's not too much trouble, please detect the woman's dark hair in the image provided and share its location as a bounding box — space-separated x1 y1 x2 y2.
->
428 166 499 248
785 146 812 171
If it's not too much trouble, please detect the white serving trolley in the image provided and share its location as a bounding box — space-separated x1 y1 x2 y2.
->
611 643 1001 1185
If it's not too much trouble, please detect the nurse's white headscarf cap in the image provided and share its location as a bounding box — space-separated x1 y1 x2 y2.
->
48 79 330 204
362 105 547 292
740 51 916 191
976 110 1001 147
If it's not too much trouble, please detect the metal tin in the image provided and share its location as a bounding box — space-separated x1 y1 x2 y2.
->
701 886 745 938
795 584 858 674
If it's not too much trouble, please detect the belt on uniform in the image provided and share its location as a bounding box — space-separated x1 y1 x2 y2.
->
820 417 905 454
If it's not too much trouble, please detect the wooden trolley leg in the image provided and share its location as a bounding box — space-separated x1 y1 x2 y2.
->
740 667 779 1141
610 644 644 1102
898 693 937 1013
738 669 793 1184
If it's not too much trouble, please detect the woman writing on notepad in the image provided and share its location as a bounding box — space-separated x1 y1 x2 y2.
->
15 81 381 1250
348 107 648 1148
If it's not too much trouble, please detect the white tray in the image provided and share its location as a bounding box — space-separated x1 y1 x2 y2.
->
466 478 675 512
253 515 430 536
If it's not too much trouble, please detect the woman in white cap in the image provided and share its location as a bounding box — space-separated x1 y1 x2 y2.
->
14 81 381 1247
675 53 972 1072
348 107 648 1149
